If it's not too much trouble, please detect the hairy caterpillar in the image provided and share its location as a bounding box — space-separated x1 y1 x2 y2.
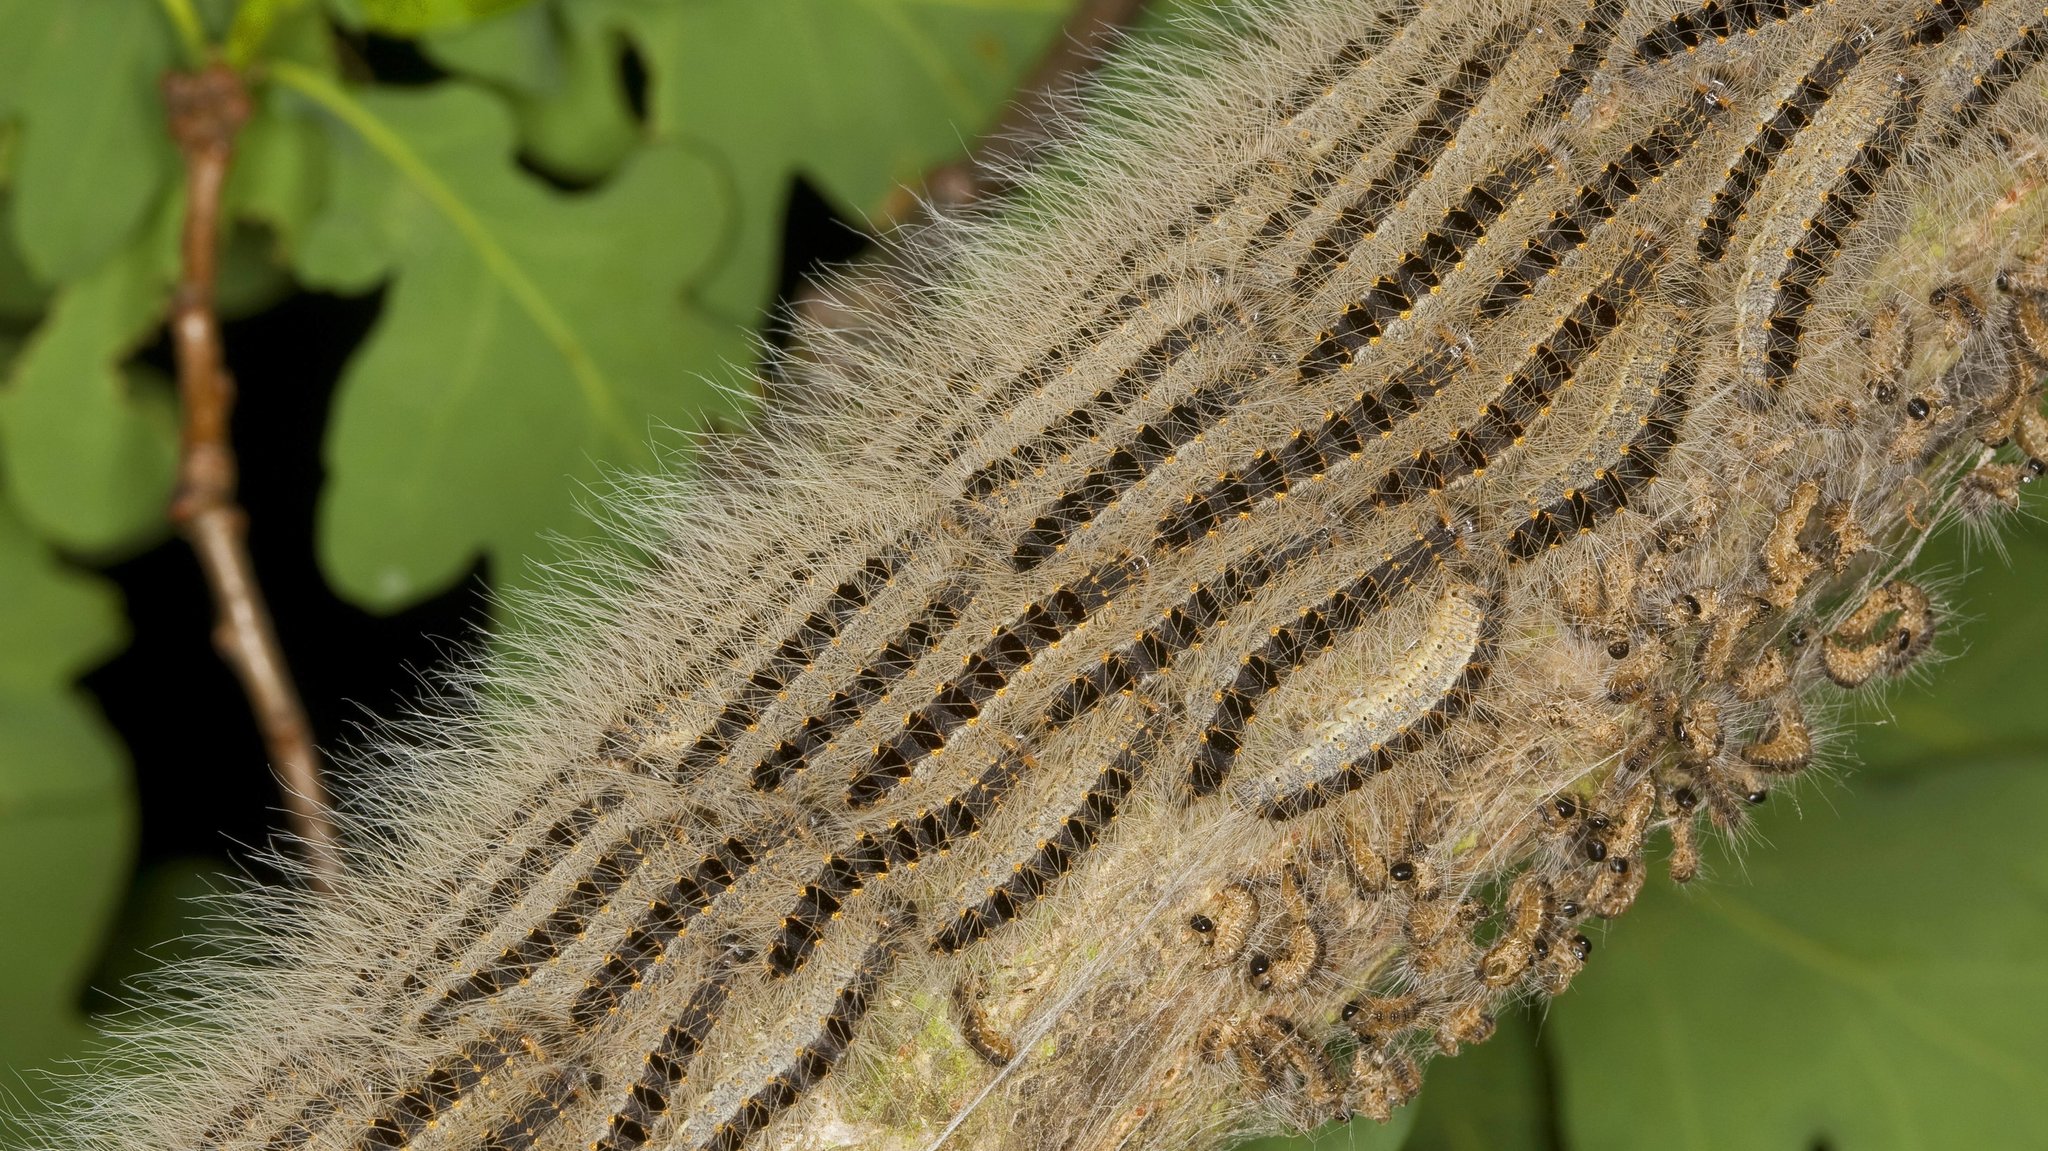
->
27 1 2048 1150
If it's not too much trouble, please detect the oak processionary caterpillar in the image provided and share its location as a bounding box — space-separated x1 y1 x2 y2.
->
27 2 2048 1150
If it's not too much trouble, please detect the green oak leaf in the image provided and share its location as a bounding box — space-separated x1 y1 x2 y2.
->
216 223 299 320
0 211 180 558
617 0 1070 321
190 0 239 40
421 3 561 93
226 86 338 265
1404 1008 1553 1151
320 0 366 30
0 692 135 1071
425 2 638 186
359 0 537 36
222 69 346 315
222 0 343 72
0 485 136 1078
2 0 177 285
0 485 127 689
0 5 57 119
0 191 51 322
1547 760 2048 1150
282 75 748 609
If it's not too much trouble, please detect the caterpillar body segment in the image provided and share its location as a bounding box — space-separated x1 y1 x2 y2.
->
41 4 2048 1151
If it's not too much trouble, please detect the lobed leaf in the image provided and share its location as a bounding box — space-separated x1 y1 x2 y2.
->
0 692 136 1073
0 0 177 286
355 0 536 36
0 192 51 322
424 3 637 186
284 76 748 609
614 0 1069 320
0 487 135 1077
421 4 561 94
227 47 343 261
0 219 180 558
0 487 127 691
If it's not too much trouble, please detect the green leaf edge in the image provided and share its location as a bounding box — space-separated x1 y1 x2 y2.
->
266 60 639 453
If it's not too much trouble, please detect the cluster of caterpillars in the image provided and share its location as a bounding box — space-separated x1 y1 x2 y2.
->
59 4 2048 1151
1178 238 2048 1142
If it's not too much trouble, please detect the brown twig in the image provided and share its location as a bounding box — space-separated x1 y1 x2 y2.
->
163 64 340 889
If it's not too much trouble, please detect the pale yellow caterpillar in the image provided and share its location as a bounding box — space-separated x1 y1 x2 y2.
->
22 1 2048 1150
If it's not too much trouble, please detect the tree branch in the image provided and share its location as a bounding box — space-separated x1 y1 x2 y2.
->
163 63 340 889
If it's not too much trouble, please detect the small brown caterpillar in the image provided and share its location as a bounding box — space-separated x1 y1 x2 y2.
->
26 2 2048 1151
950 973 1019 1068
1245 865 1321 993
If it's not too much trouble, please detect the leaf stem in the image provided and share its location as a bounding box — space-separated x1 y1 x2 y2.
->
264 61 638 451
161 63 341 890
155 0 212 68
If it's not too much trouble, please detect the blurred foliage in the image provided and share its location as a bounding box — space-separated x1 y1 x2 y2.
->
284 76 749 605
0 481 134 1076
0 1 2042 1148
